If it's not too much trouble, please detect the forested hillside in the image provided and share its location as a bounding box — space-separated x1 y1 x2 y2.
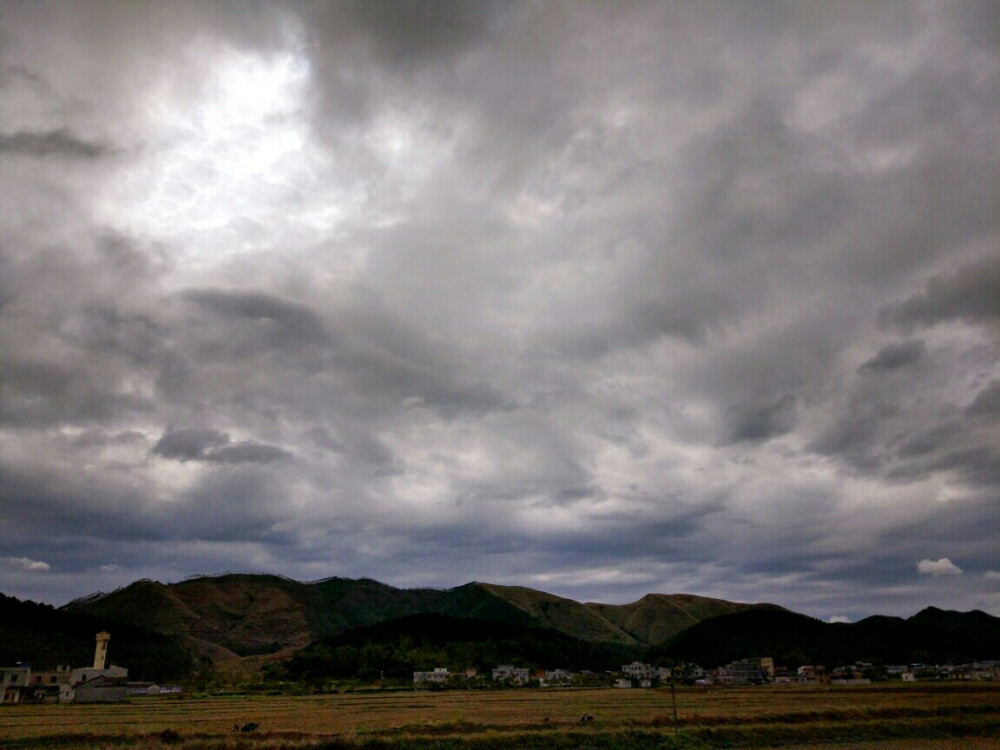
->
281 612 637 682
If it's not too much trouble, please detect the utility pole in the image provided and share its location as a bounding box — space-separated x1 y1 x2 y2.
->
671 679 679 746
669 665 684 747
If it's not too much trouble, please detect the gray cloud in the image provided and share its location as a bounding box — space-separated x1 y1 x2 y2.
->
722 394 798 445
181 289 333 350
879 255 1000 332
0 128 108 159
0 356 153 429
206 442 292 465
308 0 503 70
151 429 230 461
1 1 998 620
966 380 1000 418
858 340 926 374
152 429 290 464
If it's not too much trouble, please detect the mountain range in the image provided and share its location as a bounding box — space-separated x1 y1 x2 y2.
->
3 573 995 680
61 573 778 662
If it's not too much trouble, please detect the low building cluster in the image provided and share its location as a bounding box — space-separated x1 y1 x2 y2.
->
1 632 181 705
715 657 774 686
416 664 579 686
884 661 1000 682
412 667 450 684
491 665 530 684
412 656 1000 689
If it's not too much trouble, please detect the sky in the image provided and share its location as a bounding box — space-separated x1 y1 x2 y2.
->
0 1 997 623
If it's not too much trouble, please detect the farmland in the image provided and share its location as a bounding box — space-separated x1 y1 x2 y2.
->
0 683 997 749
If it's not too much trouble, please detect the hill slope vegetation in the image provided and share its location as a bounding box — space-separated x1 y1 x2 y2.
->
62 574 777 660
282 612 635 682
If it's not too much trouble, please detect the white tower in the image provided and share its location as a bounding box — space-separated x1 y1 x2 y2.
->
93 631 110 670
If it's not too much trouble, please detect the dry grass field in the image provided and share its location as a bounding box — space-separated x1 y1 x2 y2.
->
0 683 996 749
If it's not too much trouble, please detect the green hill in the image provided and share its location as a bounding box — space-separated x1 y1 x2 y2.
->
445 582 639 646
63 574 779 664
586 593 786 645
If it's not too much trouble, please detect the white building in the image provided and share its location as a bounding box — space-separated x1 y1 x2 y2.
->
541 669 575 686
413 668 450 684
622 662 656 679
60 633 128 703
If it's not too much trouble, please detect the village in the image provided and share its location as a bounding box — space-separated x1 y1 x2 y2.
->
4 631 998 705
414 656 1000 689
0 632 181 705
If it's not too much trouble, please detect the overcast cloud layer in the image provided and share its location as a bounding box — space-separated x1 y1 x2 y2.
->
1 1 998 622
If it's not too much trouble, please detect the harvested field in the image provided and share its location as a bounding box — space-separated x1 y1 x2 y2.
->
0 683 996 749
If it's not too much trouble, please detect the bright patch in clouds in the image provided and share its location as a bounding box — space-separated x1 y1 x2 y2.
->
827 615 851 624
102 42 359 278
917 558 963 577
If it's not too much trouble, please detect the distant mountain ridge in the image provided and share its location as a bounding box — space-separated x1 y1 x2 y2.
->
649 606 1000 667
8 577 996 677
586 593 784 646
62 573 779 661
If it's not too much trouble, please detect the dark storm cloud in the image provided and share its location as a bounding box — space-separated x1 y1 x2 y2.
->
965 380 1000 418
814 375 1000 489
810 363 1000 486
721 394 798 445
0 233 169 430
858 340 925 374
0 453 295 569
938 448 1000 488
879 255 1000 332
181 289 332 349
0 128 108 159
293 0 510 154
152 428 290 464
207 442 291 465
316 0 502 69
0 458 162 543
151 429 230 461
0 357 152 429
894 421 964 459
